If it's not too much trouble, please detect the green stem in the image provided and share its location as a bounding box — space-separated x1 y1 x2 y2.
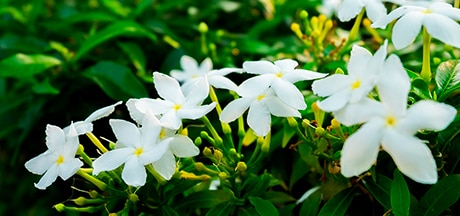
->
76 145 93 166
86 132 108 153
343 8 365 51
77 169 107 191
146 164 166 185
455 0 460 8
201 116 224 148
421 27 432 83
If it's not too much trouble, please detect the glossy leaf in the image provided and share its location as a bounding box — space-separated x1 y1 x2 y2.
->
261 191 296 205
435 60 460 101
391 169 410 216
206 202 233 216
0 53 61 78
82 61 148 101
363 174 392 210
318 187 356 216
248 196 279 216
177 190 231 210
117 42 146 75
73 21 157 62
299 188 322 216
420 174 460 216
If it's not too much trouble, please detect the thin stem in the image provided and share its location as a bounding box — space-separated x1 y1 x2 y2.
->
421 27 432 83
77 169 107 191
86 132 108 153
201 116 224 148
341 8 365 53
146 164 166 185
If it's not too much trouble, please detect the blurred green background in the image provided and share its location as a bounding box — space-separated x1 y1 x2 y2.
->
0 0 324 214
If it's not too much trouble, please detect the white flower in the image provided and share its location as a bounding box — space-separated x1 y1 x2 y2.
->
337 0 388 22
220 87 301 136
312 41 388 118
318 0 341 18
128 72 216 130
371 2 460 49
339 54 457 184
25 123 83 190
63 101 122 135
152 133 200 180
92 112 170 187
239 59 326 110
171 55 242 91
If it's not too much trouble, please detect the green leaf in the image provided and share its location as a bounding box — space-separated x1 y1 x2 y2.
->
237 39 273 55
206 202 233 216
0 7 26 23
248 196 279 216
100 0 131 17
363 174 392 210
289 157 309 189
391 169 410 216
161 206 180 216
299 189 322 216
177 190 230 210
73 21 157 62
435 60 460 101
82 61 148 101
0 54 61 78
261 191 296 205
420 174 460 216
117 42 146 74
411 78 432 99
32 78 60 95
318 187 356 216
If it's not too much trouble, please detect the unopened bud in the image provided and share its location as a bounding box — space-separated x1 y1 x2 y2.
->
315 127 327 137
203 147 213 158
218 172 228 180
195 162 206 171
236 162 247 172
213 149 223 162
73 197 86 206
128 193 139 203
331 119 340 129
287 117 298 127
89 190 98 199
198 22 208 33
54 203 66 212
194 137 202 146
300 10 309 19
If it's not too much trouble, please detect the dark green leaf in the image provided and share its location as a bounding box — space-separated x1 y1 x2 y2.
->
82 61 148 101
420 174 460 216
300 188 322 216
289 157 309 189
391 169 410 216
261 191 296 205
363 174 392 210
435 60 460 101
161 206 180 216
0 7 26 23
318 187 356 216
248 196 279 216
73 21 157 62
177 190 230 210
411 78 432 99
206 202 233 216
100 0 131 17
0 54 61 78
117 42 146 74
32 78 60 95
237 39 273 55
63 11 117 24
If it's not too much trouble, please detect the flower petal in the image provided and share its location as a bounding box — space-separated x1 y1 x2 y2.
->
159 110 182 130
180 55 199 74
170 135 200 157
340 118 385 177
200 57 213 72
140 138 170 164
135 98 172 116
316 89 351 112
58 158 83 180
110 119 141 148
265 96 301 117
220 97 252 123
312 74 351 97
274 59 298 72
392 11 423 49
348 45 373 77
34 165 59 190
247 101 271 136
423 13 460 48
333 98 384 126
126 98 145 124
92 148 132 175
25 151 55 175
398 100 457 135
430 2 460 21
337 0 364 22
283 69 327 83
183 77 210 105
140 112 161 148
272 79 306 110
371 6 413 29
85 101 122 122
381 129 437 184
122 157 147 186
179 103 216 120
152 151 176 180
70 121 93 135
45 124 65 152
243 60 278 75
153 72 185 104
364 0 387 22
208 76 238 91
237 74 273 97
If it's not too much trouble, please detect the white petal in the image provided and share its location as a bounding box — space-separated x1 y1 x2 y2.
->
170 135 200 157
337 0 364 22
265 96 301 117
135 98 172 116
179 103 216 120
349 81 375 103
159 110 182 130
58 158 83 180
333 98 384 126
153 72 185 104
25 151 55 175
371 6 413 29
208 76 238 91
126 98 145 124
366 40 388 75
237 74 273 97
170 69 189 81
377 54 410 114
71 121 93 135
272 79 306 110
423 13 460 48
34 165 59 190
110 119 141 148
152 151 176 180
140 138 170 164
210 68 244 77
243 60 278 75
340 118 385 177
274 59 298 72
140 112 161 147
85 101 122 122
398 100 457 135
392 11 423 49
92 148 132 175
364 0 387 22
122 157 147 186
200 58 213 72
283 69 327 83
312 74 351 97
220 98 252 123
180 55 200 73
381 129 437 184
348 45 372 77
247 101 271 136
316 89 351 112
45 124 65 152
431 3 460 21
183 77 210 105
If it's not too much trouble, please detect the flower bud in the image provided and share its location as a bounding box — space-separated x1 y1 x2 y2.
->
54 203 66 212
236 162 247 172
195 162 206 171
213 149 224 162
128 193 139 203
218 172 228 180
73 197 86 206
198 22 208 33
203 147 213 158
315 127 327 137
194 137 202 146
300 10 308 19
287 117 298 127
89 190 98 199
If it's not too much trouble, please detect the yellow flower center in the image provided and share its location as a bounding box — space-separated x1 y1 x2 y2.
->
386 116 397 127
159 129 167 139
351 80 361 89
422 9 432 14
56 155 64 165
134 148 144 157
257 94 266 101
173 104 182 111
275 72 283 78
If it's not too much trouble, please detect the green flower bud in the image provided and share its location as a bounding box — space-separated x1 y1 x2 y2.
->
198 22 208 33
128 193 139 203
236 162 247 172
54 203 66 212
